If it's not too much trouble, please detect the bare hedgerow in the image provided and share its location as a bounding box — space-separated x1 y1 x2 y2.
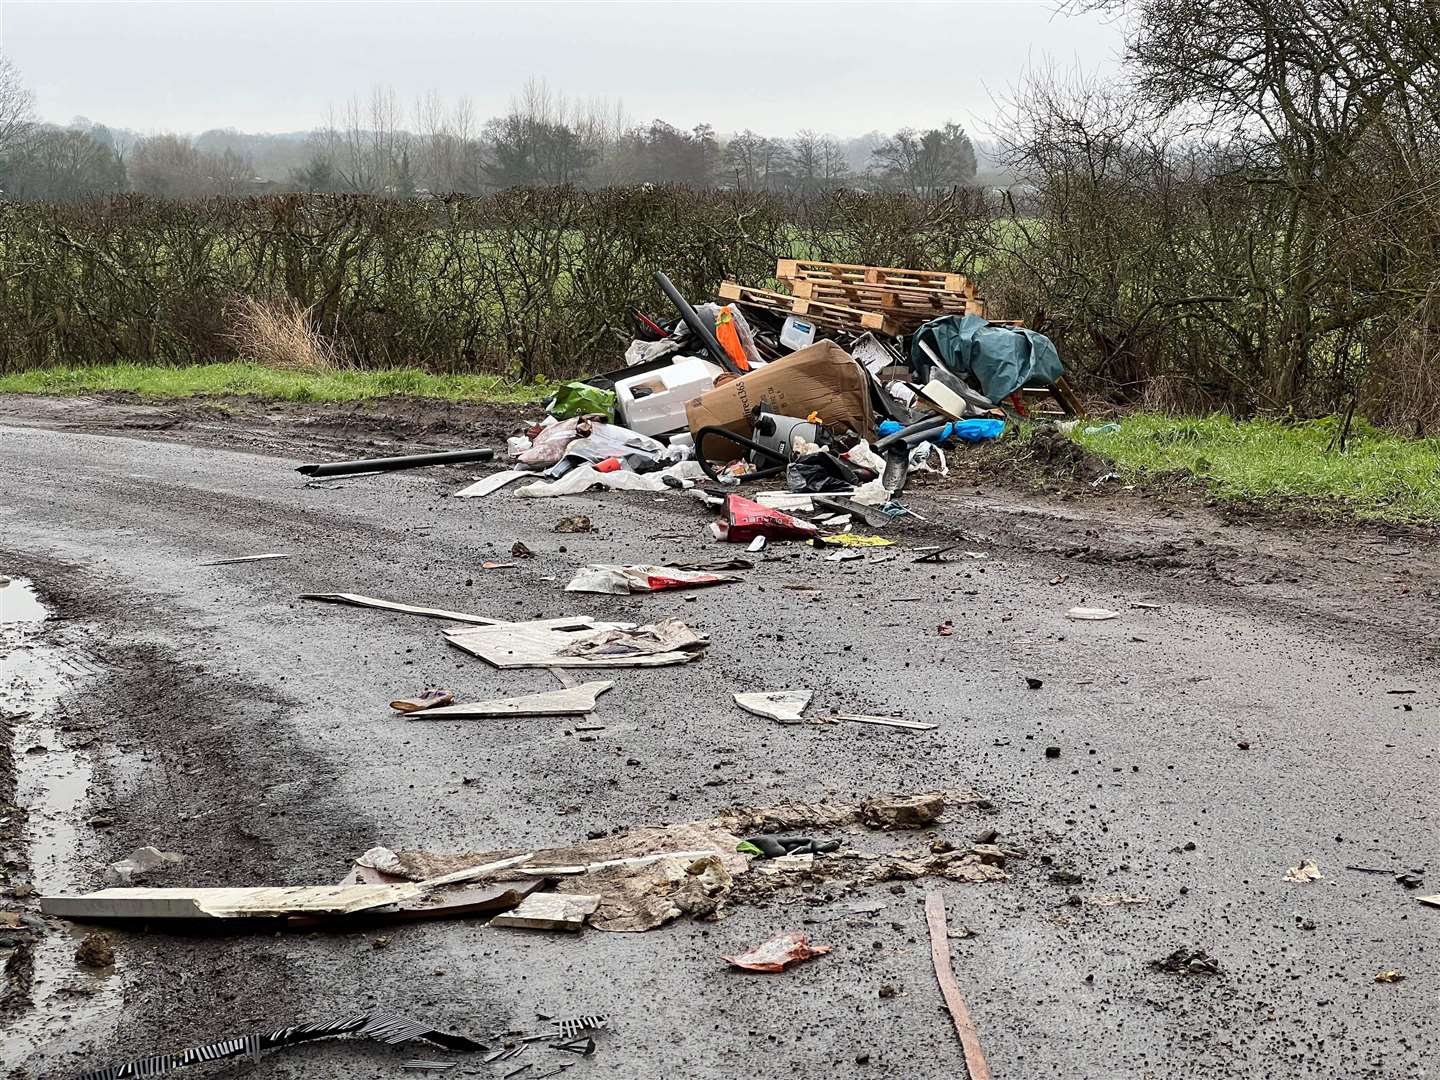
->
225 296 345 372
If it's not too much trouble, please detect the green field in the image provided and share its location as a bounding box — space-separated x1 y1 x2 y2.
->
1072 412 1440 522
0 362 552 404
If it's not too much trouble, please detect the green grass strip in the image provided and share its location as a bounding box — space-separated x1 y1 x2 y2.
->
1070 412 1440 523
0 362 552 404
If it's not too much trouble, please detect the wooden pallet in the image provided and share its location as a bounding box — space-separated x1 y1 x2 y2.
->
776 259 974 296
718 281 898 336
1013 375 1086 419
788 278 987 322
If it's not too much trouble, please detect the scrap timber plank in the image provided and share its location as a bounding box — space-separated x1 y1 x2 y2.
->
41 884 424 920
925 890 993 1080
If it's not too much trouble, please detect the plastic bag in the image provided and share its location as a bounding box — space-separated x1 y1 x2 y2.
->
516 460 705 498
518 418 665 469
549 381 617 421
564 564 742 595
785 451 861 494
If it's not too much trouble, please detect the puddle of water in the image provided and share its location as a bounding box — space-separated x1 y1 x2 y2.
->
1 577 122 1074
0 576 47 624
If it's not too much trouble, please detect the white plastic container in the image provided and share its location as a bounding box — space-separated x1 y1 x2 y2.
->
780 315 817 351
615 356 723 437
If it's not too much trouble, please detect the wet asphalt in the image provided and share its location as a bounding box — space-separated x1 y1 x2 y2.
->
0 417 1437 1079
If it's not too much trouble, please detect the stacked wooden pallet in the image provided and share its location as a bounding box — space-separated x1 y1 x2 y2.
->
779 259 987 326
717 281 898 336
718 260 989 339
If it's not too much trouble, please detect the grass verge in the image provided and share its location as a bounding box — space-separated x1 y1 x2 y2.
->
0 362 552 405
1071 412 1440 523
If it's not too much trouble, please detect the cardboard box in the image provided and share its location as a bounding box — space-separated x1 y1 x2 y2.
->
684 340 875 461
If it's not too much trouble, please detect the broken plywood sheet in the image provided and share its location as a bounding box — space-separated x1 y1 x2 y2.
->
454 470 531 498
490 892 601 931
411 681 613 719
41 884 422 921
363 822 746 933
341 864 545 921
734 691 812 723
446 618 705 669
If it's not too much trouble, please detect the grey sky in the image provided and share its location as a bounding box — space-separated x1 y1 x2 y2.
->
2 1 1125 136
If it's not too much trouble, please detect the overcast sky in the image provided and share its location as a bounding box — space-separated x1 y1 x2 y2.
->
2 1 1125 137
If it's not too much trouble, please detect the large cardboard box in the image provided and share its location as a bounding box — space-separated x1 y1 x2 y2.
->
684 340 875 461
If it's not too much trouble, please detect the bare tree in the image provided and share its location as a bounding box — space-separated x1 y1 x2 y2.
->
0 54 36 161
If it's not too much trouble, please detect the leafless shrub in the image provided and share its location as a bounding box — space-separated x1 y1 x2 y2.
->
226 296 344 372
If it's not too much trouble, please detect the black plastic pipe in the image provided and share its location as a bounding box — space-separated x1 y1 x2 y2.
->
296 448 495 477
653 271 741 374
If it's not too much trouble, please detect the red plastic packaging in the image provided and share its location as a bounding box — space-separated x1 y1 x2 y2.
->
712 494 819 543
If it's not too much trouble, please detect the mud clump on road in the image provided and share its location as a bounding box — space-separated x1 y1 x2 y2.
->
1020 423 1113 483
74 931 115 969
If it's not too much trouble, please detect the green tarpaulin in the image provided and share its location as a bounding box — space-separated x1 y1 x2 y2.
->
910 314 1063 403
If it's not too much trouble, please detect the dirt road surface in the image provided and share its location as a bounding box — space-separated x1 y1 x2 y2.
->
1 394 1437 1079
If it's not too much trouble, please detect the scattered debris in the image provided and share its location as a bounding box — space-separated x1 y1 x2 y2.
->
1044 746 1061 759
74 1009 487 1080
564 564 741 595
1150 948 1220 976
407 682 613 719
1025 676 1043 690
1285 860 1322 883
490 893 602 932
554 515 593 533
861 792 944 829
297 448 495 477
202 553 290 566
820 533 894 548
512 541 536 558
350 791 988 934
1395 873 1424 890
390 688 456 713
737 836 840 858
1375 969 1406 983
107 845 184 885
1088 893 1153 907
925 891 992 1080
301 592 499 625
1418 894 1440 909
937 621 955 636
734 690 813 723
724 931 832 973
1066 607 1119 621
74 931 114 968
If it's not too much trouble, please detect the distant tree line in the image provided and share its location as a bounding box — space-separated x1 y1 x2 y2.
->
0 68 991 202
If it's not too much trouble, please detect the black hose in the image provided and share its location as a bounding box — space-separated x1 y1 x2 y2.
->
296 448 495 477
654 271 741 374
